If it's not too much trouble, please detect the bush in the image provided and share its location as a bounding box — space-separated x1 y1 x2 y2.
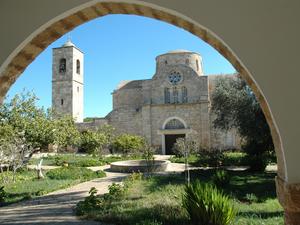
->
212 170 231 188
112 134 145 155
172 138 199 157
135 220 163 225
46 167 105 181
79 130 108 155
104 183 126 200
182 181 236 225
246 154 268 172
0 186 6 204
244 193 259 203
76 187 103 216
196 148 225 167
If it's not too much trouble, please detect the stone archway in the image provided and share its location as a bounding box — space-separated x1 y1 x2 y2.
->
159 117 191 155
0 1 294 223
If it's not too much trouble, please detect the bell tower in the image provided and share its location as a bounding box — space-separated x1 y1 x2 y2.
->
52 39 84 122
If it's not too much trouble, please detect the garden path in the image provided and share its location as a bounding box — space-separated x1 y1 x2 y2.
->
0 165 126 225
0 158 188 225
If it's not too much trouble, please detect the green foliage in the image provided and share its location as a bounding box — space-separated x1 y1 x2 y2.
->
79 130 108 155
212 170 231 188
0 186 6 204
76 187 103 216
104 183 126 200
46 167 105 181
172 138 199 157
196 148 225 167
183 181 236 225
211 76 274 169
76 172 282 225
112 134 145 155
244 193 259 203
135 220 163 225
246 154 269 172
1 167 105 206
142 144 156 175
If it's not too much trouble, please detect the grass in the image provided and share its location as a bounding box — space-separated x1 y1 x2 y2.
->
29 153 142 167
0 167 105 206
77 169 283 225
170 152 248 167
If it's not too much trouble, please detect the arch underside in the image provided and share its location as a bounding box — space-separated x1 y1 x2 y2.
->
0 1 285 180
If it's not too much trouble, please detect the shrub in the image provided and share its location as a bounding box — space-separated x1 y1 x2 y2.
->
135 220 163 225
196 148 225 167
244 193 259 203
112 134 145 155
246 154 268 172
182 181 236 225
46 167 105 181
0 186 6 204
79 130 108 155
105 183 126 200
172 138 199 157
212 170 231 188
76 187 103 216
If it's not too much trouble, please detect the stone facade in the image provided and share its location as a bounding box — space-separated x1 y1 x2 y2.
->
52 40 84 122
105 50 241 154
53 46 240 154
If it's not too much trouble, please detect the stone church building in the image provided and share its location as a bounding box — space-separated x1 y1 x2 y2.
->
52 40 240 154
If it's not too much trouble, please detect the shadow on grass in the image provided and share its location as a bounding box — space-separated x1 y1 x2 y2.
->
238 210 283 219
94 203 189 225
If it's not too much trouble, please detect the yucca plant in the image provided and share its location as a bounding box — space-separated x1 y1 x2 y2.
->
212 170 231 188
182 181 236 225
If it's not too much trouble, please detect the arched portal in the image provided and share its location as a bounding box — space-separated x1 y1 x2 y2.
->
1 1 295 223
159 117 191 155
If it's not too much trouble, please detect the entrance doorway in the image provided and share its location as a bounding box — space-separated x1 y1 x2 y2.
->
165 134 185 155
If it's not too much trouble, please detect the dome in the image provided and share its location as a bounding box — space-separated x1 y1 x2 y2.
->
166 49 192 54
62 39 75 47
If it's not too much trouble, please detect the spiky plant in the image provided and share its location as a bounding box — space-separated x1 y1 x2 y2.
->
182 180 236 225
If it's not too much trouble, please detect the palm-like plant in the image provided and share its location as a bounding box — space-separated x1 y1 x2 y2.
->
182 181 236 225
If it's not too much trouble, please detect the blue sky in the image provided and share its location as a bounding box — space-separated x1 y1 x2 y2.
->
7 15 235 118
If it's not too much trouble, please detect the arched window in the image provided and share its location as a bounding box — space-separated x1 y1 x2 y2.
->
61 99 64 106
77 86 79 92
196 59 199 71
165 119 185 129
182 86 188 103
164 87 170 103
173 87 178 103
165 60 168 65
76 59 80 74
59 58 66 73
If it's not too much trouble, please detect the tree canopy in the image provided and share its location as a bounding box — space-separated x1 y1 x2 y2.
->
211 76 274 158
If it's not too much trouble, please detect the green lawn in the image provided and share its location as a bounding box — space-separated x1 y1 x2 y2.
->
29 153 142 167
0 167 105 206
76 170 283 225
170 152 248 167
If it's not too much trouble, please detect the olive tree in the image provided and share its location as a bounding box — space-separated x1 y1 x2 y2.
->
211 76 274 171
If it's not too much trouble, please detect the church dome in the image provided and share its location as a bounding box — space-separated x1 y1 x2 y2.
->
166 49 192 54
155 49 204 76
62 39 75 47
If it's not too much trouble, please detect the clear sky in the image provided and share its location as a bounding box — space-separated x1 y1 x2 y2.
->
7 15 236 118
